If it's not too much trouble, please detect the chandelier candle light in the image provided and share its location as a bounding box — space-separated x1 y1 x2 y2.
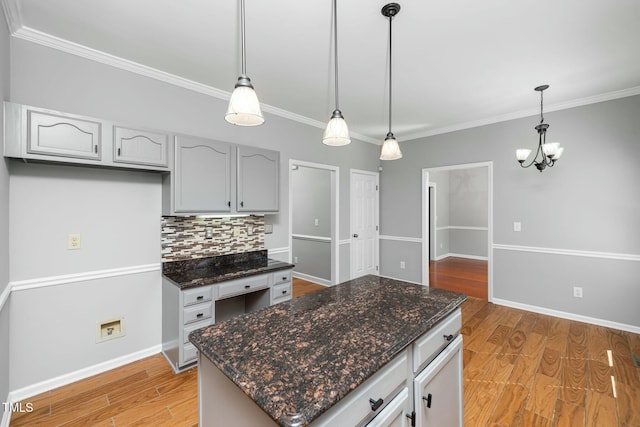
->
516 85 564 171
225 0 264 126
323 0 351 146
379 3 402 160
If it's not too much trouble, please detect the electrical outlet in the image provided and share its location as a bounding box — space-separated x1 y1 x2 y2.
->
233 227 240 237
205 227 213 238
314 218 319 227
400 261 406 269
573 286 583 298
294 256 299 263
513 222 522 232
68 234 81 250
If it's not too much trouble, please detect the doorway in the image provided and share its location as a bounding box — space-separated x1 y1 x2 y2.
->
289 160 339 286
350 169 379 279
421 162 492 300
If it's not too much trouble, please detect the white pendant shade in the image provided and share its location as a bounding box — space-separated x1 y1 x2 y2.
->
323 114 351 146
552 146 564 160
516 148 532 162
380 134 402 160
542 142 559 157
225 84 264 126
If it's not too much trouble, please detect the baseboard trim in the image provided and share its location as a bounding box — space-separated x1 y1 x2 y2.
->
0 284 9 313
7 345 162 403
379 235 422 243
377 274 424 286
492 298 640 335
292 272 331 287
444 253 488 261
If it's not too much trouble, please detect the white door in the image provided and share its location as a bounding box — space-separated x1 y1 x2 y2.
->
350 170 379 279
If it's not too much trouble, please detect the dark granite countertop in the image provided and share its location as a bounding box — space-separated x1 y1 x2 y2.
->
189 275 466 426
162 250 294 290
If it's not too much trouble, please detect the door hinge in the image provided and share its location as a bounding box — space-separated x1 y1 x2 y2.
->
406 410 416 427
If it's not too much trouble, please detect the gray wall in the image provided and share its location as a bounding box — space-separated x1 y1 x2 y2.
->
6 37 379 392
291 166 332 281
380 95 640 329
0 6 11 422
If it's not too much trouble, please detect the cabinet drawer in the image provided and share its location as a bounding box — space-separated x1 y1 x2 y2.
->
272 282 292 303
314 351 408 426
413 308 462 372
183 303 213 325
183 319 212 344
183 286 213 307
273 270 291 285
217 274 269 300
182 342 198 364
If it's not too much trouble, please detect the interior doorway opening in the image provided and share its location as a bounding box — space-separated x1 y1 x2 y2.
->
422 162 492 300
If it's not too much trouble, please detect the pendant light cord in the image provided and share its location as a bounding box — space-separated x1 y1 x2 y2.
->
539 88 544 124
333 0 340 111
240 0 247 76
388 12 393 134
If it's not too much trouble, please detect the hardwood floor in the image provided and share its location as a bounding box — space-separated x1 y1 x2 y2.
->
292 277 325 298
10 282 639 426
430 256 488 299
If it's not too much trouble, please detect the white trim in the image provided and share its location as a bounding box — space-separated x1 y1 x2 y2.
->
0 284 10 313
379 235 422 243
403 86 640 142
289 160 340 285
0 0 21 34
377 274 424 287
9 264 161 292
492 298 640 335
1 400 9 427
339 239 351 245
267 247 289 255
7 345 162 403
493 244 640 262
445 253 488 261
10 27 380 145
437 225 488 231
292 271 332 287
292 234 332 243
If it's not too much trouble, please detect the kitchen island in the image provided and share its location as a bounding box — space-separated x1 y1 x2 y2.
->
190 275 466 427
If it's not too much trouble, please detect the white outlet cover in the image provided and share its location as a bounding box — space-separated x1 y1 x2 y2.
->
67 233 81 250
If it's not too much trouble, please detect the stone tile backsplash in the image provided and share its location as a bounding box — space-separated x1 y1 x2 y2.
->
161 216 265 262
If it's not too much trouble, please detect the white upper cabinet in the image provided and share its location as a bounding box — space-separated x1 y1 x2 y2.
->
27 109 101 160
236 146 279 212
113 126 168 167
4 102 169 171
171 135 232 214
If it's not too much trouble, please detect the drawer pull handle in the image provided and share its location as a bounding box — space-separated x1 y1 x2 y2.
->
282 290 288 295
423 393 432 408
244 285 251 289
369 397 384 411
444 334 454 342
282 276 287 281
196 313 204 318
196 296 204 301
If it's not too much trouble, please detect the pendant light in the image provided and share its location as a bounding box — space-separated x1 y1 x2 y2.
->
323 0 351 146
516 85 564 171
225 0 264 126
380 3 402 160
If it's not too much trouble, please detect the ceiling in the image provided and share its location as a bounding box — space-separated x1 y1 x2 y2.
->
4 0 640 144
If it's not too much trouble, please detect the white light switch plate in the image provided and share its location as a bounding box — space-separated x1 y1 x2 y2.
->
513 222 522 232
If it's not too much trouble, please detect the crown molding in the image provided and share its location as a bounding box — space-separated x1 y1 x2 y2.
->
1 0 21 33
11 26 379 145
403 85 640 142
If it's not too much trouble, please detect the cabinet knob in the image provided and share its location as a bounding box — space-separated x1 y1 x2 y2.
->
94 145 98 153
353 233 359 238
369 397 384 411
117 148 121 156
423 393 432 408
282 290 287 295
244 285 251 289
227 201 231 207
196 296 204 301
443 334 454 342
240 201 244 207
196 313 204 318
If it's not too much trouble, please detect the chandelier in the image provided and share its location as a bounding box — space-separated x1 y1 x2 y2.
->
516 85 564 171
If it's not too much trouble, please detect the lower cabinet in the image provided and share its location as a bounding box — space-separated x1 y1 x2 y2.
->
162 269 292 372
414 335 463 427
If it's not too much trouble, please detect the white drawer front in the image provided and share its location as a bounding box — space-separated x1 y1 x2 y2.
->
182 342 198 364
183 286 213 306
183 319 212 344
314 351 408 426
272 270 292 285
183 303 213 325
413 308 462 372
217 274 269 300
272 282 292 303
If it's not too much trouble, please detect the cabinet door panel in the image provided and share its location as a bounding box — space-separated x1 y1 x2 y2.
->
28 109 101 160
175 136 231 213
414 335 463 427
237 146 279 212
113 126 168 167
